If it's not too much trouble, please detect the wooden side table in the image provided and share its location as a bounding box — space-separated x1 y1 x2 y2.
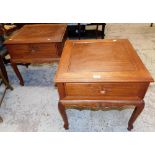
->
4 24 67 86
54 39 154 130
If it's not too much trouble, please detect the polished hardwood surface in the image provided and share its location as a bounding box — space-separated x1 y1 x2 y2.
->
4 24 67 44
55 39 154 130
4 24 67 85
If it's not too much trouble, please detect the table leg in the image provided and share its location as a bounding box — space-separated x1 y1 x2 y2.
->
127 101 145 131
102 23 106 39
78 23 81 40
95 24 99 39
0 56 9 82
0 56 13 90
11 62 24 86
58 101 69 129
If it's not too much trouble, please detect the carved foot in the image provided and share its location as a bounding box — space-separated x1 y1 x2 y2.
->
127 124 133 131
20 81 24 86
64 124 69 130
58 102 69 129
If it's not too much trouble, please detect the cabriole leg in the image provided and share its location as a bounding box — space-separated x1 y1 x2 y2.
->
58 102 69 129
128 101 145 131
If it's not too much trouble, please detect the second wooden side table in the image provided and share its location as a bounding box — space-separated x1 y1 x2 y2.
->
4 24 67 86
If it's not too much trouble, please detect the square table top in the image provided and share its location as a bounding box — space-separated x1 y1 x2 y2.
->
55 39 154 83
4 24 67 44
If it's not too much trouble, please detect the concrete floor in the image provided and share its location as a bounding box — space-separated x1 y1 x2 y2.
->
0 23 155 131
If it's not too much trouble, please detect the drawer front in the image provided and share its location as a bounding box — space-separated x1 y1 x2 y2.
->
7 43 59 59
65 83 149 100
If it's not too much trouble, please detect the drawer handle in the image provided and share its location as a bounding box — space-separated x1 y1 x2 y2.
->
29 45 38 52
100 90 106 94
31 49 36 52
93 75 101 79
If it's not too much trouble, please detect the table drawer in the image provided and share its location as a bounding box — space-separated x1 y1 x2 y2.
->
65 82 149 100
7 43 58 59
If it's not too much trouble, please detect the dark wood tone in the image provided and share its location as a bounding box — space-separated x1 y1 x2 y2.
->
0 55 9 82
0 55 13 123
78 23 81 40
55 39 154 130
0 25 4 35
0 54 13 90
101 23 106 39
0 56 13 90
4 24 67 85
78 23 106 39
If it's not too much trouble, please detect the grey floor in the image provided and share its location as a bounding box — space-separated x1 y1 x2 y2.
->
0 23 155 131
